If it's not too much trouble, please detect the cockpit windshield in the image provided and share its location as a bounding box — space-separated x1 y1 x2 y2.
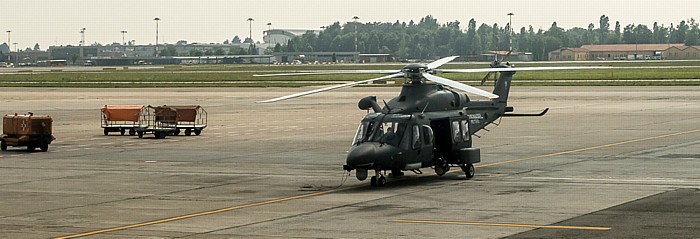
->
353 120 409 147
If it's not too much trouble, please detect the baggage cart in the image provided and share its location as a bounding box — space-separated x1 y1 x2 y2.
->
1 113 55 152
100 105 146 136
161 105 207 136
135 106 178 139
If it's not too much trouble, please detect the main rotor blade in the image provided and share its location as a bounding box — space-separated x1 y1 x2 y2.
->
258 72 405 103
423 73 499 99
437 66 612 74
254 70 401 77
426 56 459 69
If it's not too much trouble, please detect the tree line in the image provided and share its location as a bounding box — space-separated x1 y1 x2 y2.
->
276 15 700 61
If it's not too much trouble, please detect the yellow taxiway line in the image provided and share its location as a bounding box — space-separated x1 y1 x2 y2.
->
393 219 611 231
56 129 699 238
54 190 336 239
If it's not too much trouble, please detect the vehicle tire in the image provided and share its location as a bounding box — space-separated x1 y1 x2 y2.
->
194 128 201 136
40 142 49 152
1 141 7 151
103 128 109 136
129 128 136 136
137 131 144 138
27 145 36 152
185 129 192 136
120 128 125 135
174 129 181 136
435 165 447 176
463 164 475 179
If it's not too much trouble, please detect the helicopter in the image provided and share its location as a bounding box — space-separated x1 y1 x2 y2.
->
256 56 606 187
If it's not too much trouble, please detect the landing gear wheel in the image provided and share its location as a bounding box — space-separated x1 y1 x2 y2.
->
370 176 377 187
185 129 192 136
194 128 202 136
120 128 125 135
129 128 136 136
103 128 109 136
462 164 475 179
137 131 144 138
377 176 386 187
1 141 6 151
435 164 449 176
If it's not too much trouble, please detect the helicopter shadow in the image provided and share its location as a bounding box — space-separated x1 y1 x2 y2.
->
339 172 475 193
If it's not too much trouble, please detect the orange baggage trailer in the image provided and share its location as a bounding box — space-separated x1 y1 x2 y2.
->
1 113 55 152
161 105 207 136
101 105 147 136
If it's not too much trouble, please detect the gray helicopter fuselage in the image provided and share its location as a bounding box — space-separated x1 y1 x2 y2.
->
345 71 513 173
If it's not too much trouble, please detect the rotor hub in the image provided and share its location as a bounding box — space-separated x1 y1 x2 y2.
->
402 64 429 82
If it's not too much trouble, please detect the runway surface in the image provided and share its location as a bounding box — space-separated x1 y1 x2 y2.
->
0 86 698 238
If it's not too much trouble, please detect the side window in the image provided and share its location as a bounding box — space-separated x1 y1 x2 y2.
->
461 120 470 142
352 123 365 145
412 125 421 149
422 125 433 145
452 120 461 143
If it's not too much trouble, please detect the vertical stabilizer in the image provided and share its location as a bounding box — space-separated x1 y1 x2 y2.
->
493 70 515 104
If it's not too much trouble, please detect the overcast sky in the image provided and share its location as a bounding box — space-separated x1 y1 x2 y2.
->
1 0 697 50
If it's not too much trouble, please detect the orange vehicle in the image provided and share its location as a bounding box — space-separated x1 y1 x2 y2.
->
1 113 55 152
101 105 145 136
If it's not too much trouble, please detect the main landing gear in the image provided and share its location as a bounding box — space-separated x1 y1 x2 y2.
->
370 171 386 187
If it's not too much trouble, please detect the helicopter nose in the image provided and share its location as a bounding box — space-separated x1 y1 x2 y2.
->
346 143 399 168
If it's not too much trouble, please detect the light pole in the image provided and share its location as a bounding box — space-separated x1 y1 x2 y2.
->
352 16 359 53
4 31 9 63
80 28 86 64
507 13 514 52
266 22 272 45
121 30 127 46
247 18 254 54
154 17 161 57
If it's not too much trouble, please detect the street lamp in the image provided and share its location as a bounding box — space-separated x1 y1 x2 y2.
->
352 16 359 52
266 22 272 45
507 13 514 52
247 18 254 42
80 28 86 64
121 30 127 46
154 17 161 57
5 31 10 50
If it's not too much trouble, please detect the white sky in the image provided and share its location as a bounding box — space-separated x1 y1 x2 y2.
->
1 0 697 50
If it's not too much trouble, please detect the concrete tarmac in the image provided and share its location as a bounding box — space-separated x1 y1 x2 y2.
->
0 86 699 238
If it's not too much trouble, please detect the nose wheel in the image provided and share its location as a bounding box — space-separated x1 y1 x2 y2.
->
370 171 386 187
461 164 475 179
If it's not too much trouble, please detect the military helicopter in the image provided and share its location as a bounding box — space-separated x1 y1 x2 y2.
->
256 56 605 187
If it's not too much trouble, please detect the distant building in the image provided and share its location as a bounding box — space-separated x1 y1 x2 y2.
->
272 52 359 63
264 29 320 46
549 44 688 61
664 45 700 60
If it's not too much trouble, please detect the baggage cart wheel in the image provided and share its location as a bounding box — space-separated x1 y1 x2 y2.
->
103 128 109 136
40 142 49 152
174 129 181 136
129 128 136 136
120 128 126 135
137 131 144 138
155 131 167 139
185 129 192 136
194 128 202 136
1 141 6 151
